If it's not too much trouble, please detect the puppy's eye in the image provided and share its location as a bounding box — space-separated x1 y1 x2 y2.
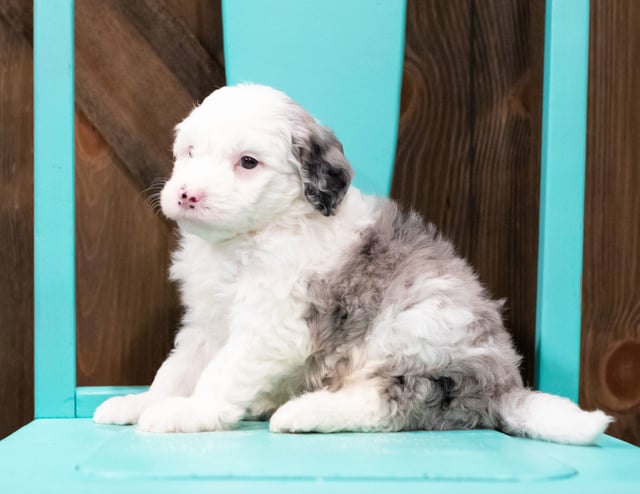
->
187 145 194 158
239 156 259 170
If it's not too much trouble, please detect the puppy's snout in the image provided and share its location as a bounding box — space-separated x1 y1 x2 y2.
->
177 187 205 210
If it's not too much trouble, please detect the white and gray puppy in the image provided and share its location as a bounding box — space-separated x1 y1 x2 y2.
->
94 84 611 444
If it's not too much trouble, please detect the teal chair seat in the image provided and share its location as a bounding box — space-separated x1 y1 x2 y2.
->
1 420 638 493
1 1 638 492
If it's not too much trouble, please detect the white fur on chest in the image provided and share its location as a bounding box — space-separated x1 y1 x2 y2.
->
169 189 375 363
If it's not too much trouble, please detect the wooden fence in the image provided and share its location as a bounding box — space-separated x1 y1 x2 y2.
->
0 0 637 444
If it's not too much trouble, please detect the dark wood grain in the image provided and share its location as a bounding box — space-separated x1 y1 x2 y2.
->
580 0 640 446
0 13 34 439
73 0 225 386
75 110 180 385
73 0 225 385
391 0 544 386
0 0 32 40
164 0 225 72
0 0 225 190
0 1 226 391
74 0 225 189
110 0 225 102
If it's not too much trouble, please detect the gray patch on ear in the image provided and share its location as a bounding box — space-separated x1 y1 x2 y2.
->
293 122 353 216
302 200 524 431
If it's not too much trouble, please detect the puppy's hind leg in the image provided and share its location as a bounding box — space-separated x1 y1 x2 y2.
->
269 379 392 433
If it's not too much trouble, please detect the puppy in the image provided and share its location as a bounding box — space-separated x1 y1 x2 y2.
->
94 84 611 444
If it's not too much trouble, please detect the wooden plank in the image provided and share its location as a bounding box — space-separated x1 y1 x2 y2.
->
73 0 224 387
0 13 34 438
0 0 225 394
0 0 225 189
162 0 225 72
581 0 640 446
391 0 544 386
0 0 32 40
0 0 225 425
74 110 179 386
73 0 191 189
110 0 224 102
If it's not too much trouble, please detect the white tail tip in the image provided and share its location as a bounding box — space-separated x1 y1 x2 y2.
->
499 389 613 445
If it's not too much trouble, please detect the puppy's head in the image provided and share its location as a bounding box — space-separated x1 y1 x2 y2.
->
160 84 353 239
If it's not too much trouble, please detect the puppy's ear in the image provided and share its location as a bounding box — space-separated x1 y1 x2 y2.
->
293 121 354 217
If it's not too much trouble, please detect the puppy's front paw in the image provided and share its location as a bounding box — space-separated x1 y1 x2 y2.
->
269 398 324 433
137 397 224 433
94 392 153 425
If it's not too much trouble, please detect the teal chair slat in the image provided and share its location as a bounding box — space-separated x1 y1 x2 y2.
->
75 387 149 418
222 0 406 196
1 0 639 493
535 0 590 401
33 0 76 418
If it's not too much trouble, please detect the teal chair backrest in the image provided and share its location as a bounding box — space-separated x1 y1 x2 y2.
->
32 0 590 419
222 0 406 196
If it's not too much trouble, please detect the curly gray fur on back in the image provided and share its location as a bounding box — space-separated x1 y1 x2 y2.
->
303 200 523 432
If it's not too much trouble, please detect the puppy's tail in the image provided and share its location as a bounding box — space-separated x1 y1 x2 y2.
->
497 388 613 445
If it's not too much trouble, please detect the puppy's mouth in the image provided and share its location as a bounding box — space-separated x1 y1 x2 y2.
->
162 203 208 224
172 208 209 222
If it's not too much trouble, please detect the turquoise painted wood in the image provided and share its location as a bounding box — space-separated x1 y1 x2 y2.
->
33 0 76 419
77 426 575 481
75 387 149 418
222 0 406 196
535 0 590 401
1 0 639 492
1 420 640 493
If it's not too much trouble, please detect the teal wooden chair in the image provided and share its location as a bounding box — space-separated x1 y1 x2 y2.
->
1 0 638 492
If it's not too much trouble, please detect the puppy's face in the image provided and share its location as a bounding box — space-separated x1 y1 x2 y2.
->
161 84 353 239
